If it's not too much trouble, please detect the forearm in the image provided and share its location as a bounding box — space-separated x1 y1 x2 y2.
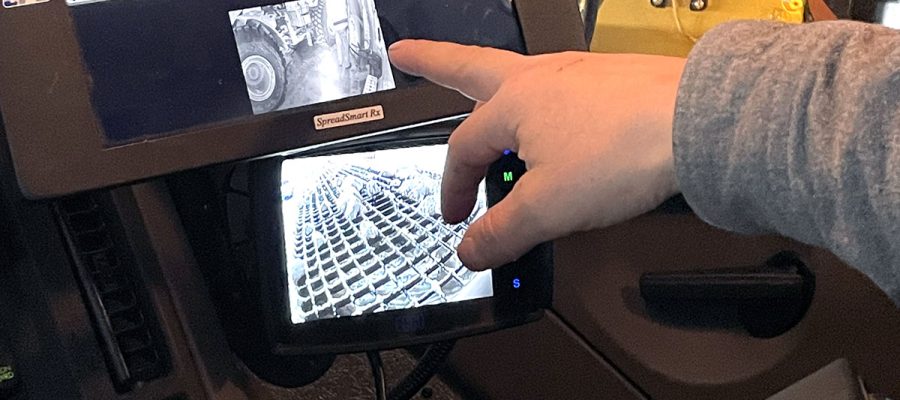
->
674 20 900 305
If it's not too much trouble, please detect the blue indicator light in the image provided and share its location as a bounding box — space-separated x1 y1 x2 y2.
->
512 278 521 289
503 149 512 156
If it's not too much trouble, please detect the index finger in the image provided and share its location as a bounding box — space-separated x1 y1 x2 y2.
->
388 40 526 102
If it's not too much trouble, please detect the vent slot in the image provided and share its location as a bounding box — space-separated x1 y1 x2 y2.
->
54 194 168 392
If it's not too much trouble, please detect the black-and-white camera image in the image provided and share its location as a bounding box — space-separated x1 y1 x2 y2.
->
229 0 396 115
281 145 493 324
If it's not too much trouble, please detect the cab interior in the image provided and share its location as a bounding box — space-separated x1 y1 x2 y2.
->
0 0 898 399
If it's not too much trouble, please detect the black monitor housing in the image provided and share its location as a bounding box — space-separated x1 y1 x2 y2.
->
252 135 553 354
0 0 585 199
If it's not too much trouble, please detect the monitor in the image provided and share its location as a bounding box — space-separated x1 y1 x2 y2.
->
0 0 585 198
252 138 553 354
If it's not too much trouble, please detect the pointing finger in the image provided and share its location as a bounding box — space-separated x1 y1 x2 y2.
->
389 40 526 102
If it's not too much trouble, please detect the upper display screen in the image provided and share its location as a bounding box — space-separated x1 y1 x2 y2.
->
67 0 525 145
228 0 397 115
281 144 492 324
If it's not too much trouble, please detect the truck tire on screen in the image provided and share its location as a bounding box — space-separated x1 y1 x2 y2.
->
235 21 287 114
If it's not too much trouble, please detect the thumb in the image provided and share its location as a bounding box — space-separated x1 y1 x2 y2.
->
457 171 553 270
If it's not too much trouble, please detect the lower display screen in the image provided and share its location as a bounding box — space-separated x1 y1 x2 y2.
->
280 144 492 324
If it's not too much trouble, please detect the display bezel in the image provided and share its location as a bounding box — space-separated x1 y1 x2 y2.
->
250 133 553 354
0 0 585 199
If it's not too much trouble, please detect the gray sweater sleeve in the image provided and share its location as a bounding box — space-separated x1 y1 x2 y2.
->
673 20 900 306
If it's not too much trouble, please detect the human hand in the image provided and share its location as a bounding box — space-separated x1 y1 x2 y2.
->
389 41 685 270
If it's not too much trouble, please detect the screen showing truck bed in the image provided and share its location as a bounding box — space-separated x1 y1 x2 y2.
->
280 144 492 324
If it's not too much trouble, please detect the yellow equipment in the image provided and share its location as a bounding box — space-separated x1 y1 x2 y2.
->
590 0 806 56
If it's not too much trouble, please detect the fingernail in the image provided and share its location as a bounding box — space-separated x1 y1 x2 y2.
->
388 40 406 52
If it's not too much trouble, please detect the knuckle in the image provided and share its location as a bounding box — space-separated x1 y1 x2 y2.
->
446 130 467 154
502 70 529 92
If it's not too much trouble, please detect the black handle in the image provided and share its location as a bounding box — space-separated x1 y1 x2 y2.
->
640 252 815 338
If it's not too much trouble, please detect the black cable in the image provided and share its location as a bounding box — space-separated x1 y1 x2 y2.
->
387 341 456 400
367 351 387 400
